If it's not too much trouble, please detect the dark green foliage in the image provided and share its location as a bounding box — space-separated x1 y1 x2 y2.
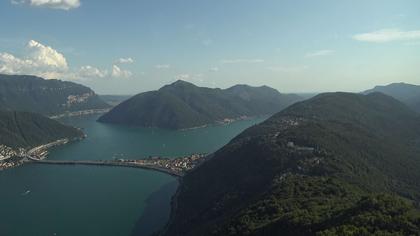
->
364 82 420 112
98 80 302 129
317 194 420 236
0 74 110 115
0 110 83 148
162 92 420 236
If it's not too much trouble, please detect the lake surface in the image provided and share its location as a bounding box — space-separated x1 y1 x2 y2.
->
0 114 266 236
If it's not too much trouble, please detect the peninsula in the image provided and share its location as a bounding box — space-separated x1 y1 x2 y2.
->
98 80 302 129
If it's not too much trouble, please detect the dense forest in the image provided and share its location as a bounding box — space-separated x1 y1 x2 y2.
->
98 80 302 129
162 92 420 235
0 110 83 149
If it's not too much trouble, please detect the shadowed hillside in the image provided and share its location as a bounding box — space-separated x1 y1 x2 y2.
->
0 111 83 149
0 74 110 115
162 92 420 236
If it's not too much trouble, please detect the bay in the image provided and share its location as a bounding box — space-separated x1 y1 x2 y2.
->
0 114 266 236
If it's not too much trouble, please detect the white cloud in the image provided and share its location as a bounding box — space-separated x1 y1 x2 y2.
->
12 0 81 10
353 29 420 43
155 64 171 69
0 40 136 81
27 40 68 70
0 40 68 79
305 50 334 58
78 65 107 79
116 57 134 64
221 59 264 64
111 65 132 78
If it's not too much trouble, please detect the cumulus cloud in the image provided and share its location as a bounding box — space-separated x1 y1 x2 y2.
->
78 65 107 79
353 29 420 43
305 50 334 58
0 39 135 80
111 65 132 78
116 57 134 64
12 0 81 10
0 40 68 79
27 40 68 69
221 59 264 64
155 64 171 69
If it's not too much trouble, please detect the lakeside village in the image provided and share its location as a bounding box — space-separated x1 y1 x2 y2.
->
0 139 207 175
0 139 72 170
115 153 207 176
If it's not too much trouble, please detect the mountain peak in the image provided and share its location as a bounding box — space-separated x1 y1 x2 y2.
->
99 81 302 129
364 83 420 112
171 79 196 87
159 80 198 91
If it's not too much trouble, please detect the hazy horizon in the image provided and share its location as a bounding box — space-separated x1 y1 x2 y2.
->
1 0 419 94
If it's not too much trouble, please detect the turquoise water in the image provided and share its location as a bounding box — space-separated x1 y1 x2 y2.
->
0 115 267 236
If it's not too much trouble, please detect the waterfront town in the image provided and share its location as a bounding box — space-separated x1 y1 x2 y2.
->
0 139 70 170
1 140 207 176
117 153 207 176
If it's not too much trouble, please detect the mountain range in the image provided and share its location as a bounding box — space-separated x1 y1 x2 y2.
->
364 82 420 112
0 74 110 116
162 92 420 235
98 80 303 129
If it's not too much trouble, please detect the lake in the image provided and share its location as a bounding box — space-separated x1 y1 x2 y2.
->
0 115 266 236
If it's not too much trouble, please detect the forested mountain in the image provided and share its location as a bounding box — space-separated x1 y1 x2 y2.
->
0 74 110 115
364 82 420 112
162 92 420 236
0 111 83 149
98 80 302 129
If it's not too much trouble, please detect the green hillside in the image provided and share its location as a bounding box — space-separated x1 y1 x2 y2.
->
0 111 84 149
162 92 420 236
98 80 302 129
0 74 110 115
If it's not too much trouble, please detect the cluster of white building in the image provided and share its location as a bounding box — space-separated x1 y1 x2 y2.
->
0 145 17 161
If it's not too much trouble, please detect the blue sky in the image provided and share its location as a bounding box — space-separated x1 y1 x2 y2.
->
0 0 419 94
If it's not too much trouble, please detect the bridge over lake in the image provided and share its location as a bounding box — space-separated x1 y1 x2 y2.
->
27 159 183 177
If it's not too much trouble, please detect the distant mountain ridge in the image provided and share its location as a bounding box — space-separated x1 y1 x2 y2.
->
0 74 111 115
363 82 420 112
98 80 303 129
162 92 420 235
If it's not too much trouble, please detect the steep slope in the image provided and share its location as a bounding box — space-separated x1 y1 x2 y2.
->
364 82 420 112
98 80 302 129
0 111 83 149
0 74 110 115
162 92 420 236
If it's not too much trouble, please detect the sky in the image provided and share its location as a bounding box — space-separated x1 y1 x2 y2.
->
0 0 419 95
